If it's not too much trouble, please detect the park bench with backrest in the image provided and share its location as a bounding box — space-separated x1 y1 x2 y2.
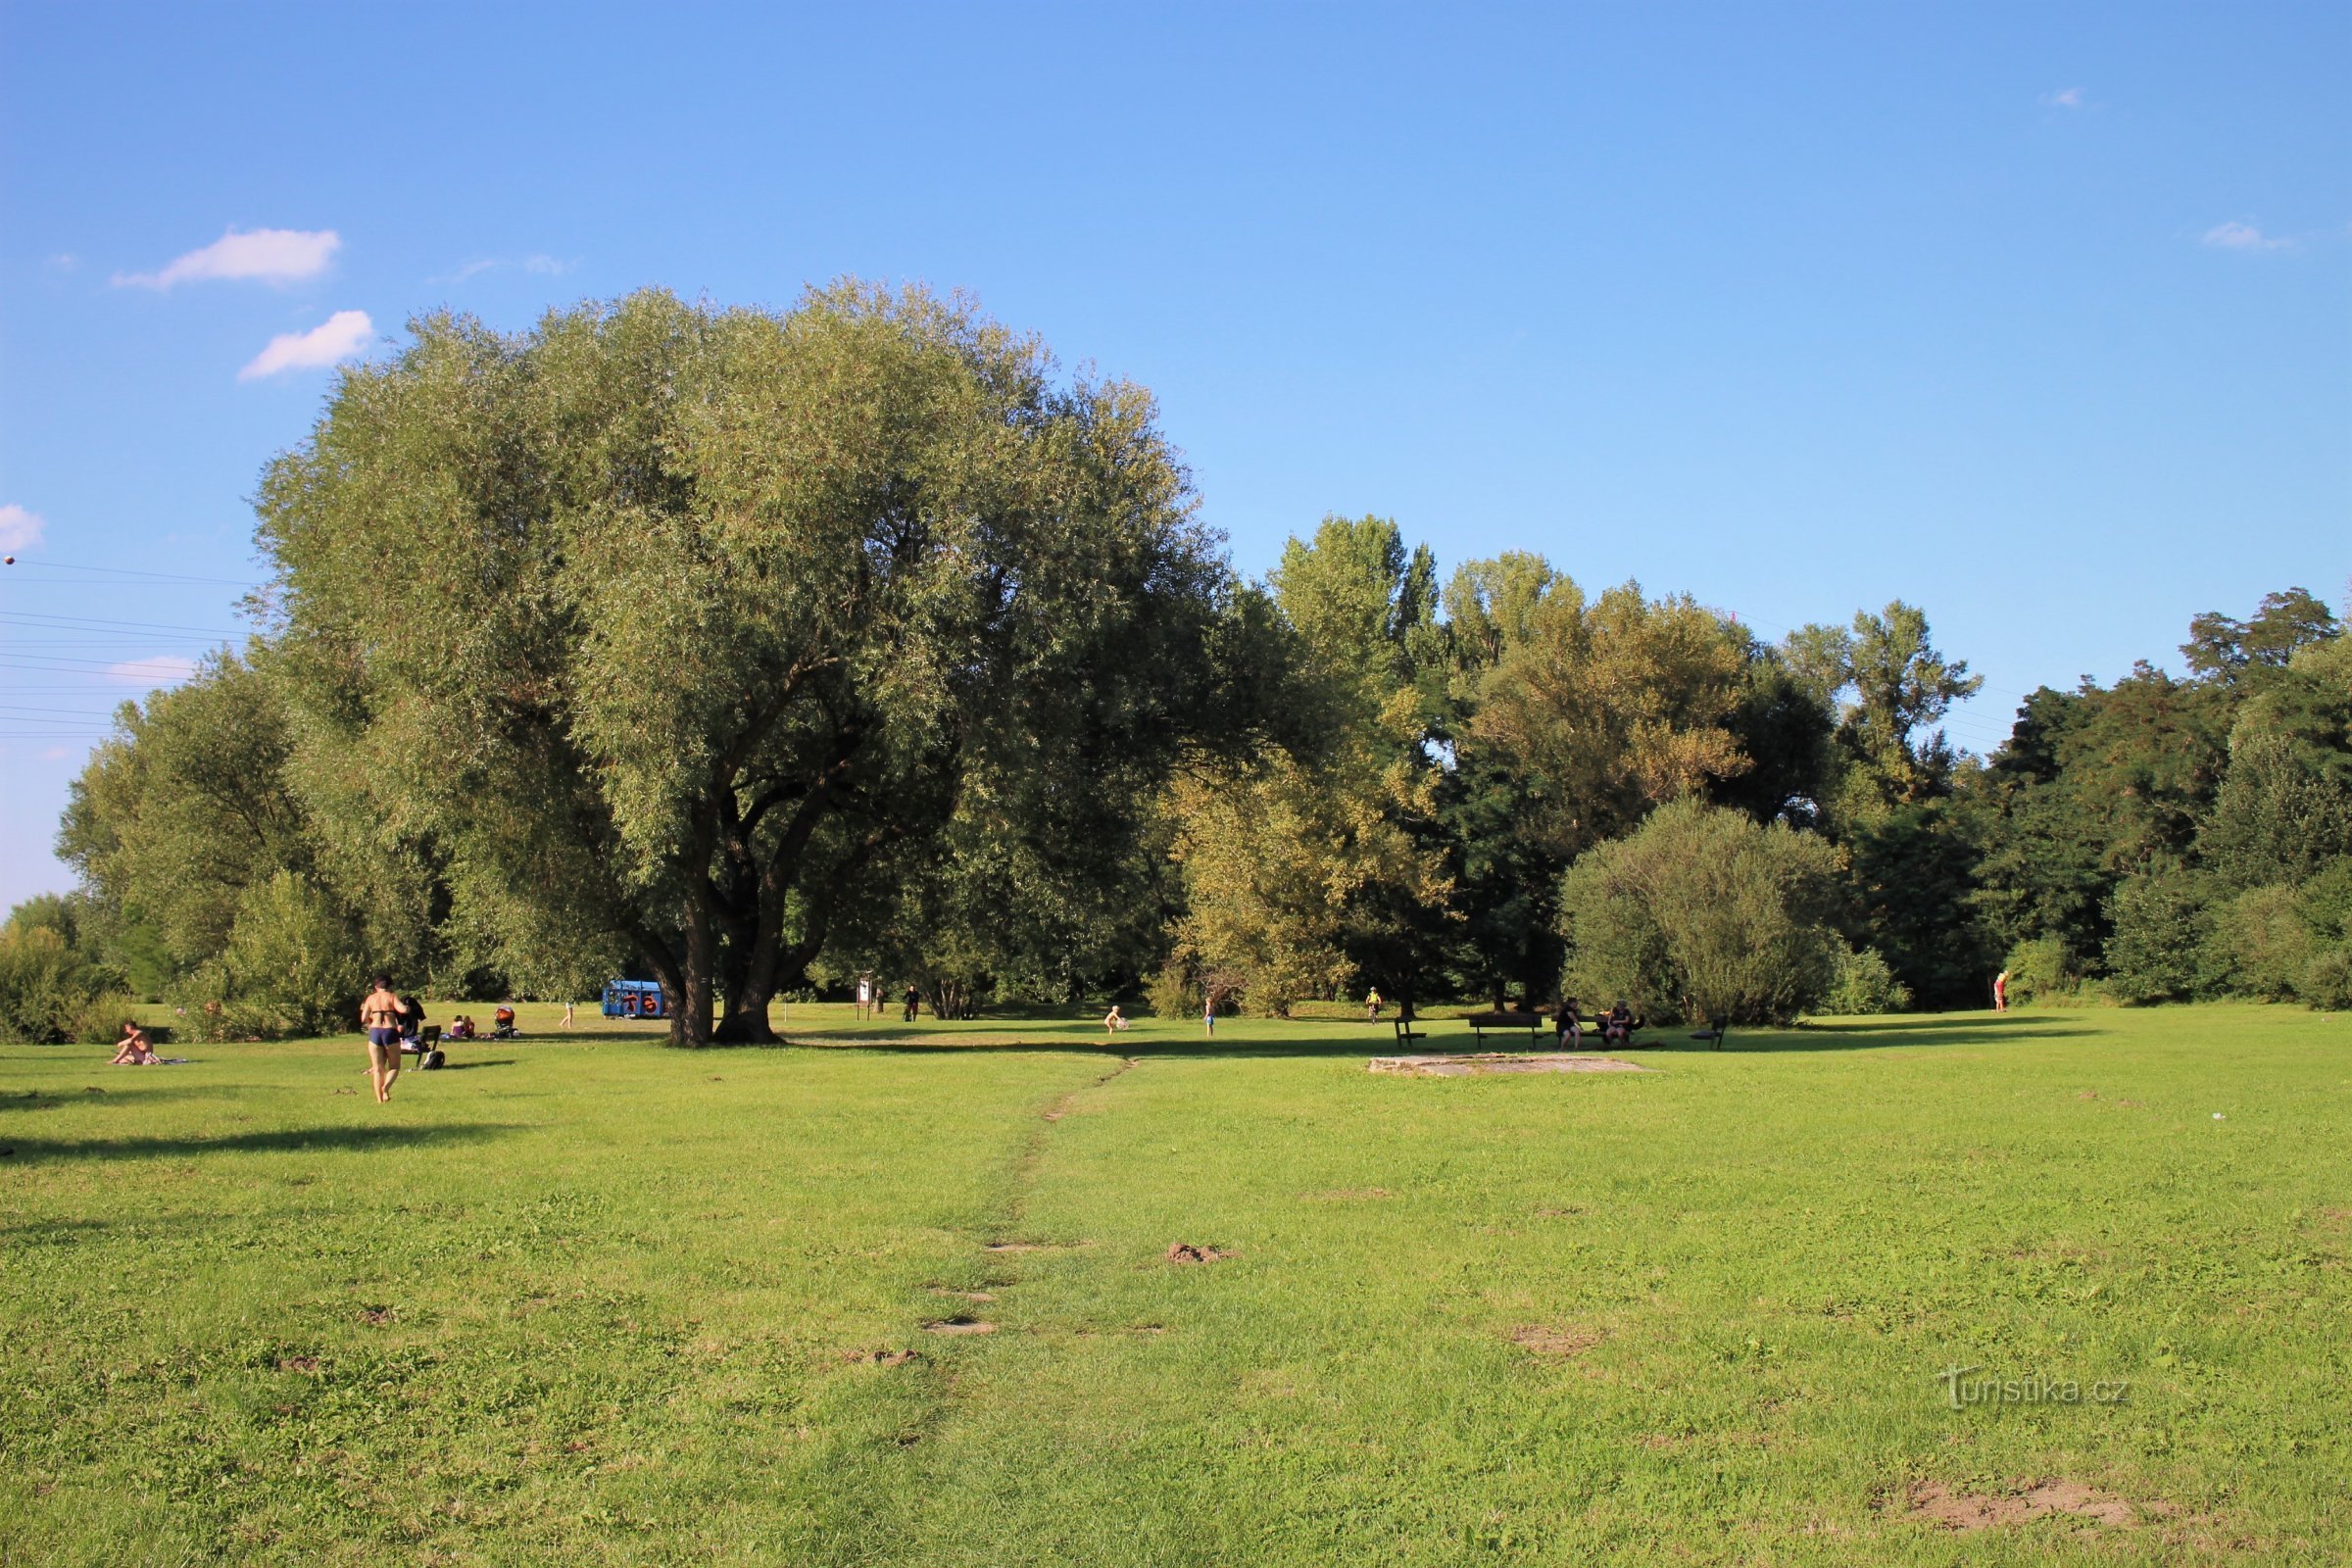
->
1465 1008 1546 1044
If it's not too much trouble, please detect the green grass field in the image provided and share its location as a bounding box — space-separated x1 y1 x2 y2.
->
3 1003 2345 1565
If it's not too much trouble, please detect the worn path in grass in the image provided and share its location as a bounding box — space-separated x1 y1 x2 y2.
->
3 1004 2347 1564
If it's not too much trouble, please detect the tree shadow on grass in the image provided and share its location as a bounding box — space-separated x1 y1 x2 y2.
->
773 1016 2099 1060
0 1122 521 1165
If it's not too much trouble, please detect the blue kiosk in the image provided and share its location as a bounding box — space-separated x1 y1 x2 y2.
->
602 979 667 1019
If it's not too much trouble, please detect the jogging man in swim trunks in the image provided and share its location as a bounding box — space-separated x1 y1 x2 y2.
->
359 976 409 1103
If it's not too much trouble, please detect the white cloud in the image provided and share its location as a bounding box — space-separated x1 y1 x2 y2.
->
437 252 575 283
2041 87 2085 108
238 310 374 380
0 503 45 553
2202 220 2289 252
42 747 73 761
106 656 198 687
116 226 341 288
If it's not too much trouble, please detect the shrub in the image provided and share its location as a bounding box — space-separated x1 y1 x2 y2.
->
175 871 367 1040
2001 937 2082 1006
1559 797 1844 1025
1145 957 1199 1020
2210 884 2314 1002
2302 946 2352 1011
2103 871 2222 1004
1818 945 1912 1015
0 926 99 1043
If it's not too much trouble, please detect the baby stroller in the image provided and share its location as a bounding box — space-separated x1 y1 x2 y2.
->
491 1005 518 1041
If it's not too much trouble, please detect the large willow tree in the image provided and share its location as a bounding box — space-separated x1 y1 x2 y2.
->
258 284 1239 1044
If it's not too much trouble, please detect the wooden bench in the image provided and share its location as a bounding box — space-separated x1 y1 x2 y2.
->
1391 1014 1427 1047
1465 1009 1545 1045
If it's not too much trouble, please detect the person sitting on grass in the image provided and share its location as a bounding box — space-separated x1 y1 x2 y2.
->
1103 1004 1130 1034
447 1015 475 1042
110 1021 161 1066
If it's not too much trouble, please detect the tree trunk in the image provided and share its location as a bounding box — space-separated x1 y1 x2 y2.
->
673 894 718 1048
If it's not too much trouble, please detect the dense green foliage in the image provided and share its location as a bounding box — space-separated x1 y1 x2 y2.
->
38 282 2347 1029
1558 798 1846 1024
5 1004 2347 1563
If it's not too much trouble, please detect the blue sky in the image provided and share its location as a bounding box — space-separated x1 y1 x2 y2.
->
2 2 2345 909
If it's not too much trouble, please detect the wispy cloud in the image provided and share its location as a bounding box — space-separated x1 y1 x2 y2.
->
106 655 198 687
436 252 576 283
46 253 78 273
239 310 374 380
116 226 341 288
2041 87 2085 109
2201 220 2289 252
0 503 46 553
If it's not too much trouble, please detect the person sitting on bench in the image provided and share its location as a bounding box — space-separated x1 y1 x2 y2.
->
1554 999 1583 1048
1601 1001 1635 1046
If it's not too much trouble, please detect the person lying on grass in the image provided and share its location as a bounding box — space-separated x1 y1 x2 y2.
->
109 1021 161 1066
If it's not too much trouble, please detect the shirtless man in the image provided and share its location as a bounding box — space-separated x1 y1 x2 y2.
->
358 976 409 1103
110 1021 160 1066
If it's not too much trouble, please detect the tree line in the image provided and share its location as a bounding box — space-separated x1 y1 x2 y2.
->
5 286 2345 1044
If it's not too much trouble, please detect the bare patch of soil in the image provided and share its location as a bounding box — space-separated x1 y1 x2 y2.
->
1511 1324 1602 1357
984 1240 1089 1253
275 1355 319 1374
843 1348 922 1366
927 1286 997 1302
922 1318 997 1336
1534 1205 1584 1218
1896 1479 2150 1531
359 1306 392 1326
1165 1243 1230 1264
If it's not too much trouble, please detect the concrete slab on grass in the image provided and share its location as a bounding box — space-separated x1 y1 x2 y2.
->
1368 1053 1653 1077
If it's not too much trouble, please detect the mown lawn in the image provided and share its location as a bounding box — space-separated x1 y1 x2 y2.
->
2 1003 2345 1565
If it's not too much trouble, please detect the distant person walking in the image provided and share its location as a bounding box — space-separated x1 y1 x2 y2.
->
904 985 920 1023
359 977 410 1103
1202 994 1215 1038
1993 969 2010 1013
561 999 576 1029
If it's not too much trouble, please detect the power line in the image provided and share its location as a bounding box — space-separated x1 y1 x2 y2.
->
0 557 266 588
0 610 244 637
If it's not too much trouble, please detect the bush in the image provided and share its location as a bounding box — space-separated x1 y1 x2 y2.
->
1559 798 1844 1026
175 871 367 1040
1818 945 1912 1015
1145 957 1199 1020
2103 871 2222 1004
0 926 100 1043
2302 946 2352 1011
2001 937 2083 1006
2209 884 2314 1001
